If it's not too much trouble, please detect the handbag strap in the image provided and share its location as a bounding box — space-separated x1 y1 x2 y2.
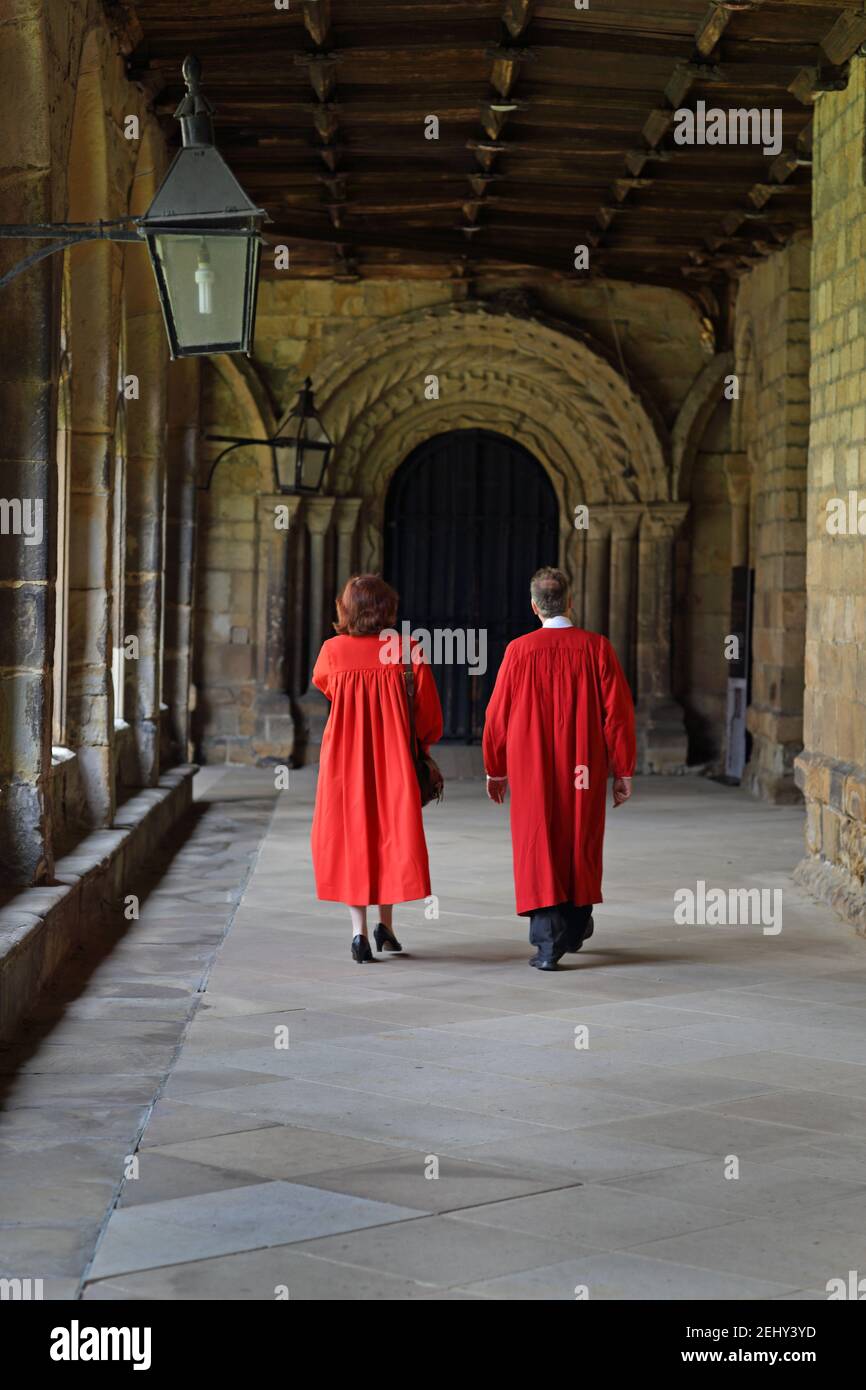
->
402 664 420 760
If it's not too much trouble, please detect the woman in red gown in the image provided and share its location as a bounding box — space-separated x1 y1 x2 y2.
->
310 574 443 962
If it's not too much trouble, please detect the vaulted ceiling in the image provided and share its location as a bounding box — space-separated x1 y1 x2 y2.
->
121 0 866 292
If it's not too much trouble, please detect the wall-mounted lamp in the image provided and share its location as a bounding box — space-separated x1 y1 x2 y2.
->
202 376 334 493
0 56 267 360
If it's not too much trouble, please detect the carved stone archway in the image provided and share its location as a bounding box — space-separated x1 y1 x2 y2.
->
311 303 670 525
271 301 689 770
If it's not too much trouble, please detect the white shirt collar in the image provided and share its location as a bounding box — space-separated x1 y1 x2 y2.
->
542 615 573 628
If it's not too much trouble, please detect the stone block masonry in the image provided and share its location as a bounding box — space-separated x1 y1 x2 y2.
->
733 240 810 804
794 56 866 933
0 765 196 1040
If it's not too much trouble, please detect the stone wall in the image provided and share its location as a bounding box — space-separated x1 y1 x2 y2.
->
795 57 866 932
0 0 192 883
733 239 811 803
253 274 711 428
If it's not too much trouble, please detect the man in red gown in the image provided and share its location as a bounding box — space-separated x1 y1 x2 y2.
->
483 566 636 971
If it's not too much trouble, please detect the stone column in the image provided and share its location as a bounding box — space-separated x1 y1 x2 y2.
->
290 499 307 699
583 508 611 633
304 496 336 682
0 222 56 885
65 239 123 828
725 453 750 567
563 509 585 623
121 290 168 789
256 494 303 694
333 497 362 590
251 492 303 764
296 496 336 761
162 357 200 764
635 503 689 772
608 505 642 684
722 453 752 781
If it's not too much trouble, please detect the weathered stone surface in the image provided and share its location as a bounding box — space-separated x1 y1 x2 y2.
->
734 240 810 805
793 57 866 929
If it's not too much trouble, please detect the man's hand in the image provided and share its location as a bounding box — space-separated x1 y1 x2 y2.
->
486 775 508 804
612 775 632 808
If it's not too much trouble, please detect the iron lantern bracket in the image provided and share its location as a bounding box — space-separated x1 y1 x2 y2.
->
0 220 263 293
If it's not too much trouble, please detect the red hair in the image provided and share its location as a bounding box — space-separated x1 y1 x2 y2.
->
334 574 398 636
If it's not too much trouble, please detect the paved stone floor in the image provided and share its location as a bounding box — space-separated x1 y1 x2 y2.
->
4 768 866 1300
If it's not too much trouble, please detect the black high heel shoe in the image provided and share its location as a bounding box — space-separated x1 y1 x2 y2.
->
373 923 402 953
351 934 374 963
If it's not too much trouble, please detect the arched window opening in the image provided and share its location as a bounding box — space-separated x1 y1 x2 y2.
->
52 257 72 749
112 326 128 723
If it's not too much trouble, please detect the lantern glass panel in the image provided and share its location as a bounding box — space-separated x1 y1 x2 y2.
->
149 231 255 353
275 414 331 492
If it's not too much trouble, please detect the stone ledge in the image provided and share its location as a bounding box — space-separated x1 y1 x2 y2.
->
793 854 866 937
795 748 866 820
0 764 197 1041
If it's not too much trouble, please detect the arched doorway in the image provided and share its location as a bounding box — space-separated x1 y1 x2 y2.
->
384 429 559 741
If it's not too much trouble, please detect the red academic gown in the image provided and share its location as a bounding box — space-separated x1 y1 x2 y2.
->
310 635 443 904
482 625 636 915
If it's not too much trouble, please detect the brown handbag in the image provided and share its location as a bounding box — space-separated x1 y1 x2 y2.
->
402 664 444 806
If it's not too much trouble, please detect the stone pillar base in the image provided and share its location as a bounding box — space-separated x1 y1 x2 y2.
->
250 690 297 767
743 726 803 805
636 700 688 774
742 762 801 806
793 749 866 933
294 686 330 766
793 855 866 937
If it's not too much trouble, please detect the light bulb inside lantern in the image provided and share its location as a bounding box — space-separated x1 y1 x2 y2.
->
194 242 214 315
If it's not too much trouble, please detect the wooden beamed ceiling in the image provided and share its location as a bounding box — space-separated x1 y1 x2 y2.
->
125 0 866 291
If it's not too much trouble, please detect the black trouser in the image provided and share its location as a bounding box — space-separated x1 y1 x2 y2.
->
528 902 593 962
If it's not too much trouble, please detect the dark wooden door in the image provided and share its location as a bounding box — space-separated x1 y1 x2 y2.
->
384 429 559 741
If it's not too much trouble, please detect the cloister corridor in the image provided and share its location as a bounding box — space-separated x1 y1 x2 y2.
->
6 1 866 1330
4 769 866 1301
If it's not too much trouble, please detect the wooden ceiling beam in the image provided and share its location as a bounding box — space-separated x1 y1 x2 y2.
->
465 1 535 224
788 63 850 105
130 0 846 285
302 0 332 50
820 10 866 66
584 0 826 278
502 0 534 41
298 2 351 274
695 2 768 60
642 109 674 149
487 44 534 99
293 52 340 103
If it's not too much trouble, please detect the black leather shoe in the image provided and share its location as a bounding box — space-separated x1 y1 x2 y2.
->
568 919 594 953
351 934 374 963
530 953 561 969
374 923 402 953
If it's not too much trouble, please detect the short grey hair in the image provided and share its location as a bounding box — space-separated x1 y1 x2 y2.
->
530 566 570 618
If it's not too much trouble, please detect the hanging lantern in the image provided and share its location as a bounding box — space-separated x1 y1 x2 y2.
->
138 55 266 359
273 377 334 494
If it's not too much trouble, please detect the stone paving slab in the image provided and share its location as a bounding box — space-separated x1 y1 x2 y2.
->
0 769 278 1292
88 1181 427 1280
4 770 866 1301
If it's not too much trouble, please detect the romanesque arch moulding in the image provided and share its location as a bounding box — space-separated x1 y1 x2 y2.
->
288 303 672 571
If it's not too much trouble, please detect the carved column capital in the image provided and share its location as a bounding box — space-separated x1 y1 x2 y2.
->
586 504 614 538
641 501 689 541
332 496 362 533
608 503 645 540
304 495 336 536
